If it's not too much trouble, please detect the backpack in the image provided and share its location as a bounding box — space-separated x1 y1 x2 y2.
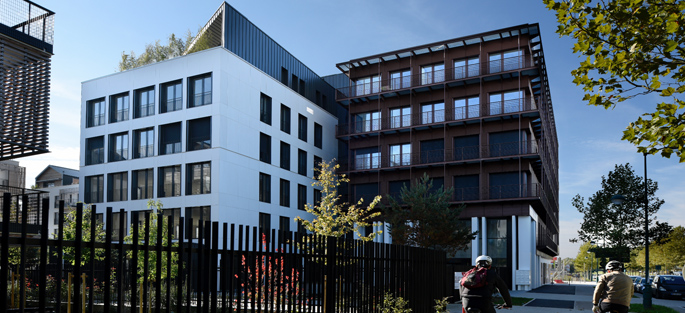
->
460 266 488 288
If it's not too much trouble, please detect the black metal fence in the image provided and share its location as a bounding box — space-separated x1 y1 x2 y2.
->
1 194 447 312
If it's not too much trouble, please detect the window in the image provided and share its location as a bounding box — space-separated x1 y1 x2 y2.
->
489 50 523 74
259 172 271 203
354 183 378 204
355 111 381 133
281 67 289 85
86 98 106 127
316 91 321 106
297 184 306 211
259 133 271 163
355 75 380 95
322 95 328 108
390 107 411 128
85 136 104 165
453 135 480 160
291 74 298 91
259 213 271 237
132 168 154 200
161 80 183 113
421 102 445 124
260 93 272 125
111 211 127 240
313 189 322 206
187 117 211 151
134 87 155 118
189 73 212 107
389 143 411 166
161 208 181 239
420 139 444 164
85 175 103 203
186 162 211 195
388 180 409 200
280 179 290 207
314 123 322 149
158 165 181 197
452 220 473 258
454 175 479 201
109 93 129 123
279 216 290 242
454 57 480 79
107 172 128 202
280 141 290 170
489 90 524 115
354 147 380 170
298 114 307 142
133 128 154 159
454 96 480 120
486 218 510 266
390 69 411 90
280 104 291 134
299 79 305 96
109 132 129 162
489 130 523 157
489 172 525 199
132 210 152 230
159 122 181 155
313 155 322 174
298 149 307 176
185 206 210 239
421 63 444 85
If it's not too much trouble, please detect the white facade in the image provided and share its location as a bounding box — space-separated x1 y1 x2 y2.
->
39 184 79 236
80 47 338 238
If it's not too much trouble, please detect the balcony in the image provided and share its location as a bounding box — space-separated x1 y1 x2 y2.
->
336 55 533 101
337 97 537 137
451 183 545 202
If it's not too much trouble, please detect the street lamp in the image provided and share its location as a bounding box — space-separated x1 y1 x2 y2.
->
611 152 651 309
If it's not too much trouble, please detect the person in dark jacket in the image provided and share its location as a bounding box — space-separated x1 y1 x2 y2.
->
460 255 512 313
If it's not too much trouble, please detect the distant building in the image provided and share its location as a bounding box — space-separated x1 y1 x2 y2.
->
0 160 26 188
35 165 79 236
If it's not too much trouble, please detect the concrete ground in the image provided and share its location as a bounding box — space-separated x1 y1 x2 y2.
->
446 282 685 313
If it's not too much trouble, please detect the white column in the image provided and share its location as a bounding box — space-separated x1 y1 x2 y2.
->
517 215 533 291
481 217 487 257
512 215 517 290
384 222 392 244
471 217 480 265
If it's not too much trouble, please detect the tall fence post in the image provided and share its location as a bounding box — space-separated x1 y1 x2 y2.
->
324 236 336 313
0 193 11 311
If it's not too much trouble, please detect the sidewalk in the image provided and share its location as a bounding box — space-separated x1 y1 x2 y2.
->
446 282 685 313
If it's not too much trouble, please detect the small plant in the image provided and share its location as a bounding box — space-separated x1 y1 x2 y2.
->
381 292 412 313
434 296 451 313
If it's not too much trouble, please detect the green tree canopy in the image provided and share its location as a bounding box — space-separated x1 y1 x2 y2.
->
383 173 476 255
636 226 685 272
574 241 600 274
57 205 106 266
573 163 670 262
118 30 214 72
544 0 685 161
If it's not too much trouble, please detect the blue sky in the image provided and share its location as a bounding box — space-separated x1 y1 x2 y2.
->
25 0 684 258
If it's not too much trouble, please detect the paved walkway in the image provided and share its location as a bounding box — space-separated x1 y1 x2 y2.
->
446 282 685 313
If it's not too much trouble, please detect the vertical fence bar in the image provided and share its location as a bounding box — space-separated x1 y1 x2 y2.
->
144 211 151 312
0 193 10 311
104 207 113 313
251 226 257 313
177 216 185 313
208 221 216 313
155 211 163 313
211 221 219 313
221 223 228 313
56 201 65 313
89 205 97 312
185 217 192 313
166 215 172 313
73 202 84 313
237 225 243 313
256 226 263 312
19 195 28 312
38 197 49 311
228 224 235 313
269 228 276 313
117 208 125 313
197 220 204 311
131 212 139 313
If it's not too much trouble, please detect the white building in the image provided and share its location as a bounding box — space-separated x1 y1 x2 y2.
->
35 165 79 236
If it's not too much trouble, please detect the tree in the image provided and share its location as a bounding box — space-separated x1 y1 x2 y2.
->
638 226 685 271
544 0 685 161
573 163 670 262
119 30 214 71
383 173 476 255
295 159 381 241
58 205 106 266
574 241 599 276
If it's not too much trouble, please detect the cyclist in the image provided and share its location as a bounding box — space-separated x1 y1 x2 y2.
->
592 260 633 313
461 255 512 313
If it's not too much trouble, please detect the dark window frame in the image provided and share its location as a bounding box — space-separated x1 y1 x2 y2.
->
134 86 155 118
109 92 130 123
86 98 106 128
260 133 272 164
298 114 307 142
85 136 104 165
188 73 212 108
280 104 291 134
279 179 290 207
186 162 211 195
280 141 290 170
159 122 182 155
158 165 182 198
109 132 129 162
85 175 104 203
260 93 272 125
133 128 154 159
132 168 154 200
160 80 183 113
107 171 128 202
187 117 211 151
259 172 271 203
298 149 307 176
314 123 323 149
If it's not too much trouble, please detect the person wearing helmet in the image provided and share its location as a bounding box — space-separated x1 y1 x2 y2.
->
592 260 634 313
461 255 512 313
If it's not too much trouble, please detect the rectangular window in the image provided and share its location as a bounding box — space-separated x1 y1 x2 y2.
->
85 136 104 165
134 86 155 118
454 175 479 201
297 184 306 211
280 179 290 207
291 74 298 91
388 180 409 201
279 216 290 241
259 172 271 203
354 183 378 204
489 130 522 157
133 128 154 159
161 208 181 239
390 107 411 128
313 189 322 206
189 73 212 107
298 114 307 142
281 67 289 85
355 75 380 95
299 79 305 96
314 123 322 149
159 122 182 155
316 91 321 106
109 132 129 162
390 69 411 90
185 206 210 239
187 162 211 195
421 102 445 124
280 104 291 133
107 172 128 202
421 63 444 85
313 155 322 175
454 96 480 120
452 220 473 258
158 165 181 197
132 168 154 200
280 141 290 170
486 218 510 266
489 90 524 115
489 50 523 74
454 57 480 79
161 80 183 113
260 93 272 125
453 135 480 160
86 98 106 127
489 172 523 199
187 117 211 151
420 139 444 164
109 92 130 123
389 143 411 166
85 175 103 203
354 147 380 170
111 212 127 240
260 133 271 164
298 149 307 176
354 111 381 133
322 95 327 108
259 212 271 237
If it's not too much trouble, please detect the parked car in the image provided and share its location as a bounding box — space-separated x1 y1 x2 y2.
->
636 277 653 293
632 276 642 292
652 275 685 299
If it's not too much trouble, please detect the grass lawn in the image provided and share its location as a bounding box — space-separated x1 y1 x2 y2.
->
629 303 679 313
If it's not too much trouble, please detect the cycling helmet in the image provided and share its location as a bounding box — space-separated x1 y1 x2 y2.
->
476 255 492 267
605 260 623 271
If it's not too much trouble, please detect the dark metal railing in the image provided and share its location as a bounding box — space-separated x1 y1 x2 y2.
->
0 0 55 46
450 183 544 202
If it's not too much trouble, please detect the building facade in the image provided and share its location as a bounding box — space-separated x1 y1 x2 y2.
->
333 24 559 290
35 165 79 235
